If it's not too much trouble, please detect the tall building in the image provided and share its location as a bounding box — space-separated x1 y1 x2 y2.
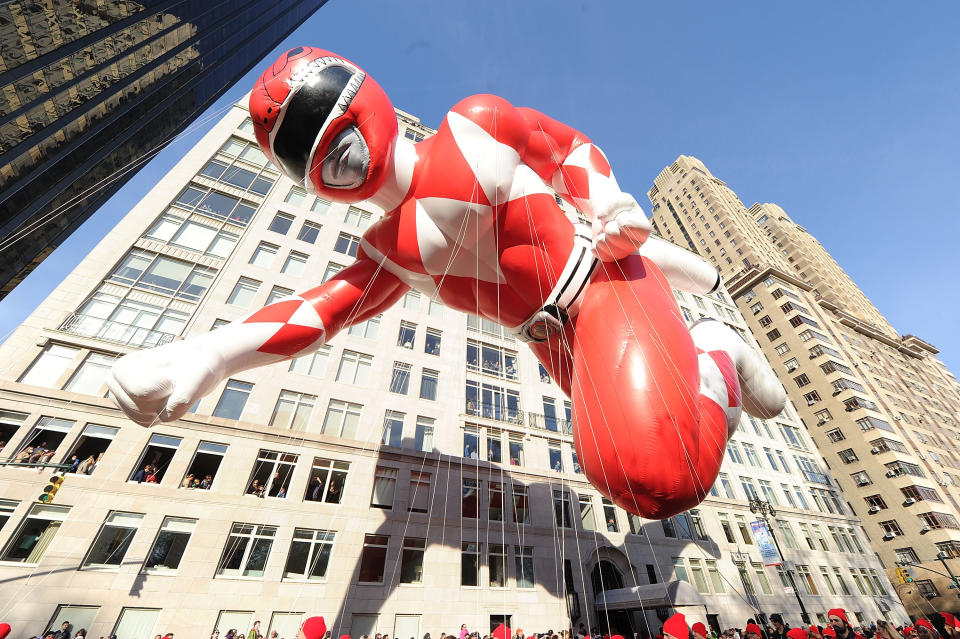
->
0 107 905 638
648 155 960 618
0 0 327 298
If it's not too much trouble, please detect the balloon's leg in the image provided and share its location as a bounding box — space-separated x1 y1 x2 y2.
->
567 255 734 519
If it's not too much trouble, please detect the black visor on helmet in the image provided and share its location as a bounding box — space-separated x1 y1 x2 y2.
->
273 64 354 182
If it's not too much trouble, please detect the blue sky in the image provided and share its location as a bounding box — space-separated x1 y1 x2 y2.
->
2 1 959 373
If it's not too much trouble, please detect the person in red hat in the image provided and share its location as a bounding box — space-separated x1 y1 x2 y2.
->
914 619 937 639
902 628 916 638
298 617 326 639
745 624 764 639
664 613 689 639
0 622 9 639
822 629 836 639
828 609 864 639
786 629 808 639
692 623 708 639
809 626 823 639
939 613 959 639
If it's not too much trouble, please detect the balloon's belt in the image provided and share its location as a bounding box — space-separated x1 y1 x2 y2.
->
513 223 597 343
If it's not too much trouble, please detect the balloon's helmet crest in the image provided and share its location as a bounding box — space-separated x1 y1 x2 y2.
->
250 47 397 203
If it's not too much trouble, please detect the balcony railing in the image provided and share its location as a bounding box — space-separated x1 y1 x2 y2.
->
59 313 176 348
527 412 574 435
803 470 832 485
465 400 523 425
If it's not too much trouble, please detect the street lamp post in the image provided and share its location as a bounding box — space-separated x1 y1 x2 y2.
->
750 498 811 625
936 552 960 599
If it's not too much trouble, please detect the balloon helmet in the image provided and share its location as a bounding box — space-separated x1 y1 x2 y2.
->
249 47 397 202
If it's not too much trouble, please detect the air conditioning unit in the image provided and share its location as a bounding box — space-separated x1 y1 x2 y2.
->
817 420 828 426
871 447 881 454
883 532 896 540
832 390 843 396
807 400 817 406
868 505 881 514
904 498 917 505
885 470 898 478
920 526 931 535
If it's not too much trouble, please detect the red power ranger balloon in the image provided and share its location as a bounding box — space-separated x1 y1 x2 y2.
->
107 47 786 519
250 46 397 202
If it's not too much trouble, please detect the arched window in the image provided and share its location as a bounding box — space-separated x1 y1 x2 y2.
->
591 560 624 593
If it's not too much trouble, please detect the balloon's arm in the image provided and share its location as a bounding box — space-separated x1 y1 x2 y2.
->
517 106 650 261
107 253 408 426
213 251 409 375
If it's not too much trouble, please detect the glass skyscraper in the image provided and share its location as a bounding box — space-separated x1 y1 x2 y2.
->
0 0 326 298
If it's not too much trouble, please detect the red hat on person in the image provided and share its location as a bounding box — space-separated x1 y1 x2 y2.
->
0 623 10 639
941 613 959 630
745 624 764 637
612 635 624 639
822 629 836 639
916 620 936 633
301 617 327 639
809 627 821 636
692 623 708 638
492 624 511 639
340 635 351 639
664 612 688 639
903 628 915 636
787 629 808 639
827 610 849 624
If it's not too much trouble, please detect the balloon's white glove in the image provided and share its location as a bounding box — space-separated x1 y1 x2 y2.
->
591 193 651 262
106 339 225 427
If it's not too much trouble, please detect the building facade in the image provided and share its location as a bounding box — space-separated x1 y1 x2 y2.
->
0 0 326 298
647 155 960 619
0 109 905 638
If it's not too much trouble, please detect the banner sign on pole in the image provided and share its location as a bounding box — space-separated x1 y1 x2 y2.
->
751 520 782 566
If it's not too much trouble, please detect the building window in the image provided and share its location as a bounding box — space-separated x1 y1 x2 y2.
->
399 537 426 584
549 443 563 472
226 277 261 307
381 410 404 447
390 362 412 394
916 579 940 598
289 347 330 377
463 426 479 459
865 494 887 510
775 343 791 355
322 262 344 283
297 221 322 243
304 458 348 504
247 450 297 498
283 529 334 582
336 350 373 386
344 206 373 229
216 523 277 578
107 250 215 301
425 329 441 355
1 504 70 563
322 399 361 439
397 321 416 348
0 500 17 533
359 534 389 583
181 441 227 489
794 373 811 387
280 251 308 277
129 433 181 483
141 516 196 574
269 391 316 431
213 380 253 420
266 285 294 305
766 329 781 341
62 352 114 395
348 315 380 339
414 417 434 453
461 542 481 586
838 448 859 464
466 380 522 423
334 232 361 257
489 544 507 587
466 340 519 380
249 242 279 267
511 545 534 589
602 499 619 532
512 485 530 524
59 423 116 476
462 478 480 518
409 471 431 514
19 344 78 387
172 182 257 225
879 520 904 536
578 494 597 531
554 490 573 528
371 466 398 509
419 369 439 401
268 213 294 235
